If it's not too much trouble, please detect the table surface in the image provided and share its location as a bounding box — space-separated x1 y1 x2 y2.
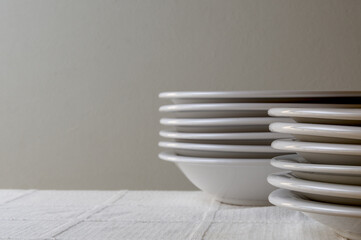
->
0 189 343 240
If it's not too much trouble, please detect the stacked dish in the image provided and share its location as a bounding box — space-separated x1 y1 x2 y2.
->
268 108 361 240
158 91 361 206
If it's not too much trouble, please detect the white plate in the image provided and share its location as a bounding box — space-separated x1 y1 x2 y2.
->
272 139 361 165
269 122 361 144
159 141 291 158
160 117 293 133
269 189 361 240
272 154 361 175
271 155 361 185
160 130 292 145
159 152 277 205
267 172 361 205
292 171 361 186
268 108 361 125
159 103 361 118
159 91 361 104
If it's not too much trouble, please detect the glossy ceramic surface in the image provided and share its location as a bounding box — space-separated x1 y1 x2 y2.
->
267 172 361 205
271 139 361 165
269 122 361 144
159 103 361 118
161 117 292 133
159 91 361 104
268 108 361 125
159 152 277 205
159 141 290 158
269 189 361 240
271 154 361 175
271 155 361 185
160 130 292 145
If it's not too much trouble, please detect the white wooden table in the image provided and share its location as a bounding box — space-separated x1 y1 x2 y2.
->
0 190 341 240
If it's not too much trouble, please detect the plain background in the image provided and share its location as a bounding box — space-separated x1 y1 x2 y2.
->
1 0 361 190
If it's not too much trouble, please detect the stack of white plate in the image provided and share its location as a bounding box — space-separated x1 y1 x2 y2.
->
267 108 361 240
158 91 361 206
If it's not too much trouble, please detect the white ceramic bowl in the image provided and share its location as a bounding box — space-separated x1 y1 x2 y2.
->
160 130 292 145
159 152 277 205
161 117 293 133
159 103 361 118
269 189 361 240
268 108 361 125
159 91 361 104
269 122 361 144
267 172 361 205
271 139 361 165
271 154 361 185
159 141 290 158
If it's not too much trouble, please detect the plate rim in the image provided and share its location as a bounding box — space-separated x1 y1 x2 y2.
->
158 151 271 165
271 154 361 174
269 189 361 217
159 91 361 99
269 122 361 140
160 103 361 112
271 139 361 156
160 117 292 126
159 141 289 153
159 130 290 140
267 171 361 199
268 108 361 120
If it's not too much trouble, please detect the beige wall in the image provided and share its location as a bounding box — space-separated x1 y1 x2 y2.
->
1 0 361 190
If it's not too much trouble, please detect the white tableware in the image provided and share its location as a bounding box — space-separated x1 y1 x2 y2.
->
271 139 361 165
292 171 361 186
160 130 292 145
159 103 361 118
272 154 361 175
159 91 361 104
271 154 361 185
269 189 361 240
159 152 277 205
267 172 361 205
160 117 293 133
269 122 361 144
159 141 290 158
268 108 361 125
